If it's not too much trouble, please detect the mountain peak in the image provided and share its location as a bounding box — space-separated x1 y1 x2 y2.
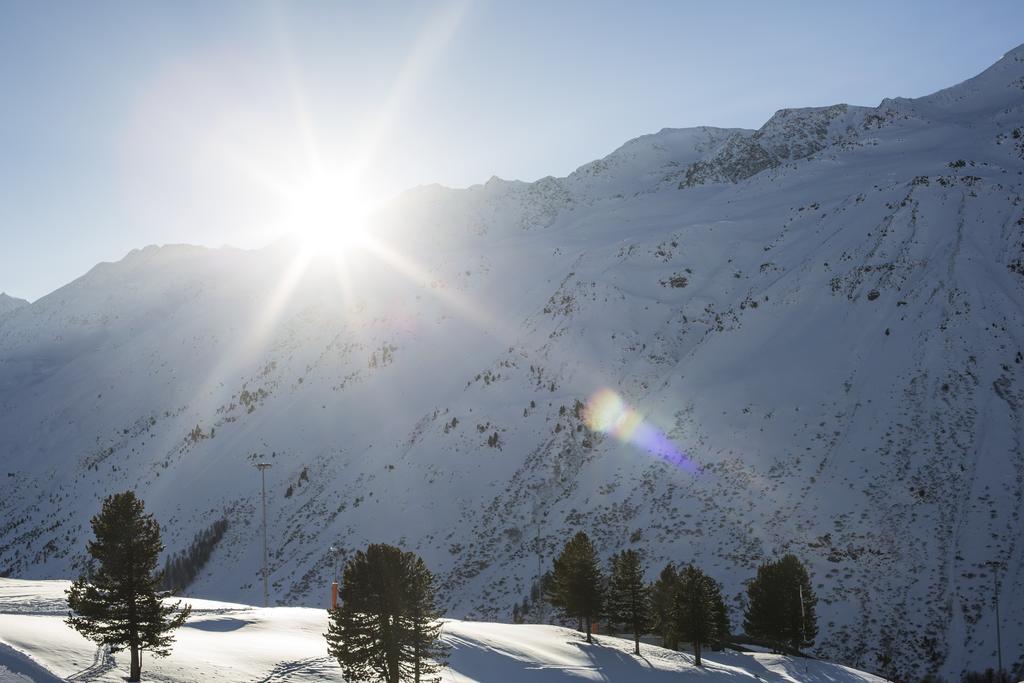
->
0 292 29 315
912 42 1024 116
1001 41 1024 61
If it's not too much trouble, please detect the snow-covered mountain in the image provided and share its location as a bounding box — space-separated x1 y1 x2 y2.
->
2 45 1024 682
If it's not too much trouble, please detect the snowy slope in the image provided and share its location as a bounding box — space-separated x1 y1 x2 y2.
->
1 45 1024 682
0 578 884 682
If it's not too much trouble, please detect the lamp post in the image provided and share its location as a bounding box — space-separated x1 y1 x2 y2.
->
986 561 1003 677
254 462 272 607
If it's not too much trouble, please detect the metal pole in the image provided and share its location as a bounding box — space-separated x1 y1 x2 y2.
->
535 520 545 623
986 560 1003 676
255 462 272 607
994 569 1003 676
798 583 806 641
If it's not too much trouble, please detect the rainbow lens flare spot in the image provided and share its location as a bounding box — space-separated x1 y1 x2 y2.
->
584 388 695 472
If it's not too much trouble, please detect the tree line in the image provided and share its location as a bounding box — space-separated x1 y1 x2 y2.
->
81 493 990 683
62 492 818 681
543 530 818 665
160 517 228 593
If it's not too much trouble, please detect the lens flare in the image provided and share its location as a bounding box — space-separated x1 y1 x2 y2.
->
584 389 695 472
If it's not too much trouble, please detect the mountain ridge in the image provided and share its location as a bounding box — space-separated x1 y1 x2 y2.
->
0 293 28 318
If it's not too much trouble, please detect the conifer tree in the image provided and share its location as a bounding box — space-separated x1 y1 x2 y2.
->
743 553 817 652
673 564 727 666
65 491 191 682
607 549 649 654
325 544 448 683
546 531 604 643
649 562 679 649
710 581 731 651
404 554 448 682
327 544 404 683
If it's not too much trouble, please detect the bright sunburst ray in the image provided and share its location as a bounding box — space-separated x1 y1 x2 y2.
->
175 1 471 453
177 0 706 495
346 1 469 176
358 235 505 337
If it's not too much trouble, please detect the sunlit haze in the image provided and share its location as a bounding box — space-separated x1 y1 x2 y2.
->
1 0 1021 300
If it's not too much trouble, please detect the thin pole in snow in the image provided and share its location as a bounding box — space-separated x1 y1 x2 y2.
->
987 561 1003 676
330 545 341 584
798 583 805 640
255 462 272 607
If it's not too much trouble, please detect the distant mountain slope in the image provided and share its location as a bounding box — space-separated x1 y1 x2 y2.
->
0 293 28 318
0 578 885 682
1 46 1023 682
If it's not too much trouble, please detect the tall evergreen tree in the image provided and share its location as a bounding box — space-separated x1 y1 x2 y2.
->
327 544 404 683
325 544 448 683
743 554 818 652
607 549 649 655
649 562 679 650
709 580 731 651
403 554 448 682
546 531 604 644
65 491 191 682
673 564 727 667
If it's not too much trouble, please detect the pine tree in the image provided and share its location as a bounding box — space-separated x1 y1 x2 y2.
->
743 554 817 652
65 491 191 682
710 580 731 651
649 562 679 650
403 554 448 682
607 549 649 654
672 564 727 666
546 531 604 643
325 544 448 683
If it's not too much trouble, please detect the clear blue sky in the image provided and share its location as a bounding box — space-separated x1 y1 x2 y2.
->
1 0 1021 301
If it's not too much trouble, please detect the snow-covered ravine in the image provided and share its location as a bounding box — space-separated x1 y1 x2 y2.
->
0 578 882 682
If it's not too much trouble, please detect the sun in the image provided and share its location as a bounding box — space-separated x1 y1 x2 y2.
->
286 177 372 256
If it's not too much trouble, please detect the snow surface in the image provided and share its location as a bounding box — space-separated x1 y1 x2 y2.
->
2 45 1024 682
0 578 884 682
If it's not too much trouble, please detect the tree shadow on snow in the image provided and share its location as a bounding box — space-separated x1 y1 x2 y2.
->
183 616 255 632
444 632 754 681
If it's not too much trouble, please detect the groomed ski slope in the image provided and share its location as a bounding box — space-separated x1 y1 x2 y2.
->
0 579 882 682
